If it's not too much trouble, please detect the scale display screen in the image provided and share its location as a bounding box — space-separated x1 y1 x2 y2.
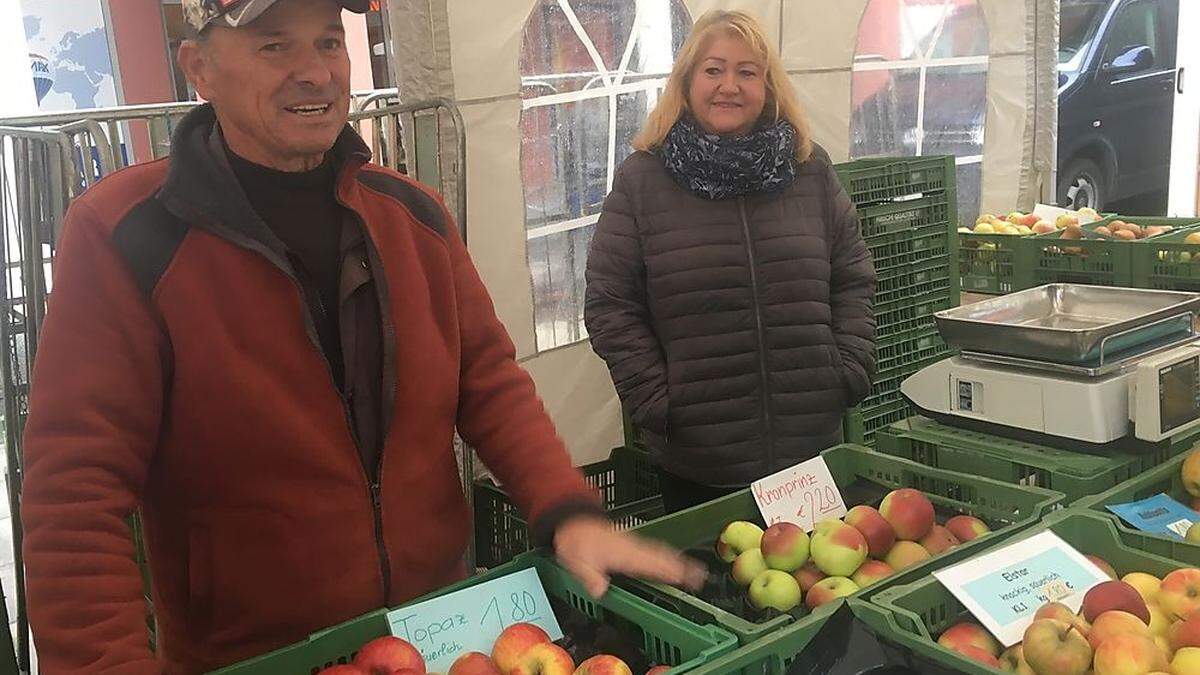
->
1160 356 1200 435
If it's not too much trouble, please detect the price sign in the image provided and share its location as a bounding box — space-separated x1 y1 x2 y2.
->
1105 493 1200 540
750 456 847 531
932 531 1110 646
385 568 564 672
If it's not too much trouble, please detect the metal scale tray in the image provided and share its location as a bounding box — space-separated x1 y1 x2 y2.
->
935 284 1200 371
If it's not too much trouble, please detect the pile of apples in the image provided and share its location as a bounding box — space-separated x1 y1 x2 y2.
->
960 208 1100 238
715 489 992 613
1089 220 1174 241
317 624 664 675
936 564 1200 675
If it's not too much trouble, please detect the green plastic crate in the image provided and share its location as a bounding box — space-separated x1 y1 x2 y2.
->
1072 436 1200 565
474 446 662 567
1014 217 1133 289
875 295 957 345
958 231 1030 294
874 416 1175 502
1131 223 1200 292
617 443 1062 651
835 156 956 208
857 511 1190 675
844 399 913 447
214 552 738 674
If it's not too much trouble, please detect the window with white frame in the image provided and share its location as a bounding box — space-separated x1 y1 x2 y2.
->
851 0 989 225
520 0 691 352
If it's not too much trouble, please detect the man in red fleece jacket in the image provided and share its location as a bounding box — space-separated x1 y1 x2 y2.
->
19 0 702 671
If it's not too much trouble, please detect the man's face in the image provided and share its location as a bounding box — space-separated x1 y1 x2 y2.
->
181 0 351 171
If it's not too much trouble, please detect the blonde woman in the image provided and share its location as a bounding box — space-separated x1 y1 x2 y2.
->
585 10 876 513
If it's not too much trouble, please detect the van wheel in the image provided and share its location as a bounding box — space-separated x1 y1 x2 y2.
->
1058 158 1107 211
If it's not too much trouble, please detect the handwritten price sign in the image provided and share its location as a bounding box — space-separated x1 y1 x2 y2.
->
386 568 564 672
750 456 847 531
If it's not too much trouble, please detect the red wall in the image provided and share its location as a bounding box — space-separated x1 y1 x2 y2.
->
107 0 175 162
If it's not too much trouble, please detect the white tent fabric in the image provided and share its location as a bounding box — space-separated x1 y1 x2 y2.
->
390 0 1059 466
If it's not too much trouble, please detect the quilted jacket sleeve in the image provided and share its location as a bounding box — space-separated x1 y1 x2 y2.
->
21 199 165 673
583 163 670 436
824 162 877 406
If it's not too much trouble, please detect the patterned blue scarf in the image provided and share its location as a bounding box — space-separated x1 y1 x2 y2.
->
661 115 798 201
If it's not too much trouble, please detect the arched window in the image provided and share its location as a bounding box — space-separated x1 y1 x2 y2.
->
520 0 691 352
851 0 988 224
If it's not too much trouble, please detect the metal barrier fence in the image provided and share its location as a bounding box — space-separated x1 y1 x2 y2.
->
0 94 466 672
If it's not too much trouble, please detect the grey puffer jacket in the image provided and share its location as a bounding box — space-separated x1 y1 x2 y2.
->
584 144 876 486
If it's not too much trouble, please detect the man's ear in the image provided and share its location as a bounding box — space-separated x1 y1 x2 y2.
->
177 40 215 102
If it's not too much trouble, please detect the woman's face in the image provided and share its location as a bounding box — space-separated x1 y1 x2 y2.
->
687 34 767 137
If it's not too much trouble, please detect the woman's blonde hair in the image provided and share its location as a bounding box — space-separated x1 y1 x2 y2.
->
633 10 813 162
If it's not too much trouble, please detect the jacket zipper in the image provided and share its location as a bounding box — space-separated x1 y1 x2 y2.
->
737 197 774 471
290 254 393 600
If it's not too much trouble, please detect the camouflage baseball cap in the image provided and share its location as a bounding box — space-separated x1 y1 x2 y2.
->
183 0 370 33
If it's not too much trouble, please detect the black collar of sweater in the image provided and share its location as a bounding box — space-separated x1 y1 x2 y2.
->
157 103 371 253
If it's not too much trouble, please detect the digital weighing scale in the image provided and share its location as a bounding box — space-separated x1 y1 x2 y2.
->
901 284 1200 453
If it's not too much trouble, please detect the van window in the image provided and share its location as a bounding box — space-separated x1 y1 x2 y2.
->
1060 0 1107 66
1102 0 1162 69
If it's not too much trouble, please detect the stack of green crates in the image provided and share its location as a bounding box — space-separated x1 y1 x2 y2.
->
834 156 960 446
1130 222 1200 291
875 416 1199 502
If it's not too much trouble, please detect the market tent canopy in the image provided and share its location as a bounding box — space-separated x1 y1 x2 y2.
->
388 0 1058 465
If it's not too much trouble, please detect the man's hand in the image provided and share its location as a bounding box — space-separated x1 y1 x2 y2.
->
553 516 708 599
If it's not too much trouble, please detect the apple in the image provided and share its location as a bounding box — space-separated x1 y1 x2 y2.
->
1018 213 1040 227
1078 207 1100 220
1082 580 1151 624
1160 569 1200 620
1182 452 1200 498
1034 602 1091 633
1088 610 1153 650
844 505 895 558
976 214 996 226
938 621 1001 658
1123 573 1163 606
1093 633 1168 675
730 549 769 587
645 668 671 675
512 643 574 675
1169 610 1200 650
715 521 764 563
998 644 1036 675
1188 522 1200 544
883 541 931 570
573 655 632 675
1057 214 1080 229
1154 634 1171 660
760 522 810 572
918 525 960 556
879 489 935 541
318 667 366 675
353 636 425 675
449 652 503 675
1033 222 1058 234
951 645 1001 668
1022 619 1093 675
945 515 990 543
393 670 424 675
1172 647 1200 674
793 561 827 592
1148 603 1171 638
1186 232 1200 246
851 560 894 588
1087 555 1119 580
809 520 868 577
493 623 552 675
805 576 860 609
1007 212 1026 225
973 222 997 234
748 569 803 612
